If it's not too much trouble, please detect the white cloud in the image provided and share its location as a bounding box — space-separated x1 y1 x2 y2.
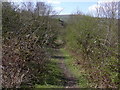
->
5 0 115 2
54 7 64 12
88 4 100 12
88 4 100 16
7 0 61 4
52 0 99 2
98 0 120 3
46 0 60 4
89 0 119 12
88 0 119 16
6 0 120 3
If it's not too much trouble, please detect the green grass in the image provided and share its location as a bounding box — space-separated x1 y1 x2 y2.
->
35 85 63 88
34 58 65 88
21 57 65 88
61 48 90 88
22 48 91 88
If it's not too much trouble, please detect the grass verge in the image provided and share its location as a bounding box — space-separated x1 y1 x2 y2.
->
61 48 90 88
34 58 64 88
35 85 63 88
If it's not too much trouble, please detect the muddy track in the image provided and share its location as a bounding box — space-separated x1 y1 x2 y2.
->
51 49 78 88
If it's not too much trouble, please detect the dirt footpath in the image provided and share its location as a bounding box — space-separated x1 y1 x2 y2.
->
51 49 78 88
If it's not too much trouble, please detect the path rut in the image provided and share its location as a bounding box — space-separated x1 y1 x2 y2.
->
51 49 78 88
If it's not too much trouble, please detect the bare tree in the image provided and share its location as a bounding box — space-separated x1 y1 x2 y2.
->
96 1 118 18
96 1 118 46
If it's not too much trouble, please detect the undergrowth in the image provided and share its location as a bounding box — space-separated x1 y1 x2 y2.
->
34 58 65 88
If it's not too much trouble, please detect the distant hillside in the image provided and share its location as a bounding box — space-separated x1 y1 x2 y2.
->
53 15 71 22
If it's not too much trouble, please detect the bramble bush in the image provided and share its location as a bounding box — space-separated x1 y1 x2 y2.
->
2 2 62 88
65 14 118 88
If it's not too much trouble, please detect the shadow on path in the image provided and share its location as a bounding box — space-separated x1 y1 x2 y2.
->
51 56 69 60
51 49 79 88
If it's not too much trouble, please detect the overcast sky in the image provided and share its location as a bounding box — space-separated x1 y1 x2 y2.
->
5 0 120 15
